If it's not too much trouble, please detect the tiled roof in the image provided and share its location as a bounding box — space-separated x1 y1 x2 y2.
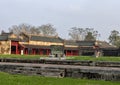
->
64 40 79 46
0 35 8 41
64 47 78 50
0 32 118 50
30 35 63 43
8 38 19 41
97 41 117 49
0 32 19 41
64 40 95 46
77 41 95 46
1 32 13 36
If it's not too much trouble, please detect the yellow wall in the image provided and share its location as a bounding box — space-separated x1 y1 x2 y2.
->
9 34 17 39
19 41 63 46
65 45 78 48
0 40 11 54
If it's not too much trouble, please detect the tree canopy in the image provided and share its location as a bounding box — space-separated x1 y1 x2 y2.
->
9 23 35 35
68 27 100 41
37 24 57 36
108 30 120 47
9 23 57 36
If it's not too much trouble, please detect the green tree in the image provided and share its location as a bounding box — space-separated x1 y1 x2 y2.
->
37 24 57 36
68 27 83 40
68 27 99 41
84 32 95 41
84 28 99 41
108 30 120 47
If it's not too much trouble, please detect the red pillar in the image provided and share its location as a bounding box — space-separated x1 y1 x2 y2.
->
32 49 34 55
39 49 42 55
34 49 36 55
66 50 68 56
74 50 77 56
26 49 28 54
40 49 43 55
48 49 50 55
71 50 73 56
39 49 41 55
34 49 35 55
73 50 75 56
76 50 79 56
25 49 28 54
47 49 49 55
16 44 18 54
46 49 48 55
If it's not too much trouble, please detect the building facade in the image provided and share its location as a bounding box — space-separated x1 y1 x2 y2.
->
0 32 118 56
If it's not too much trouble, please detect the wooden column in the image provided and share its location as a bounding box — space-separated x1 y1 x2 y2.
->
47 49 49 55
16 44 18 54
34 49 36 55
66 50 68 56
40 49 43 55
76 50 79 56
39 49 41 55
24 49 26 54
71 50 73 56
32 49 34 55
26 49 28 54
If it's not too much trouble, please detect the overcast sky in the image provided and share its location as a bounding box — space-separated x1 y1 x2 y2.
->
0 0 120 41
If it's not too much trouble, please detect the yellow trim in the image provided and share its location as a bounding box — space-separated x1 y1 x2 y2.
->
19 41 63 46
65 45 78 48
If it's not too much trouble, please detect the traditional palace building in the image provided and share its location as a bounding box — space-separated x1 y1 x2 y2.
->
0 32 118 56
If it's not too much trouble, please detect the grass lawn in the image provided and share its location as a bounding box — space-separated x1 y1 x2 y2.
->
0 54 120 62
67 56 120 62
0 72 119 85
0 54 47 59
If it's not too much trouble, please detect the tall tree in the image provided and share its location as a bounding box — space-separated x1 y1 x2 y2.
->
9 23 58 36
84 28 99 41
9 23 39 36
68 27 99 41
108 30 120 47
84 32 95 41
37 24 57 36
29 26 40 35
68 27 83 40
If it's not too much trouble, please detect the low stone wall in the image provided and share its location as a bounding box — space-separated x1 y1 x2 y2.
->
0 62 120 81
0 58 120 67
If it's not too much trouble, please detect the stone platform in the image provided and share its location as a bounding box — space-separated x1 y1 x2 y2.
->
0 58 120 67
0 62 120 81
